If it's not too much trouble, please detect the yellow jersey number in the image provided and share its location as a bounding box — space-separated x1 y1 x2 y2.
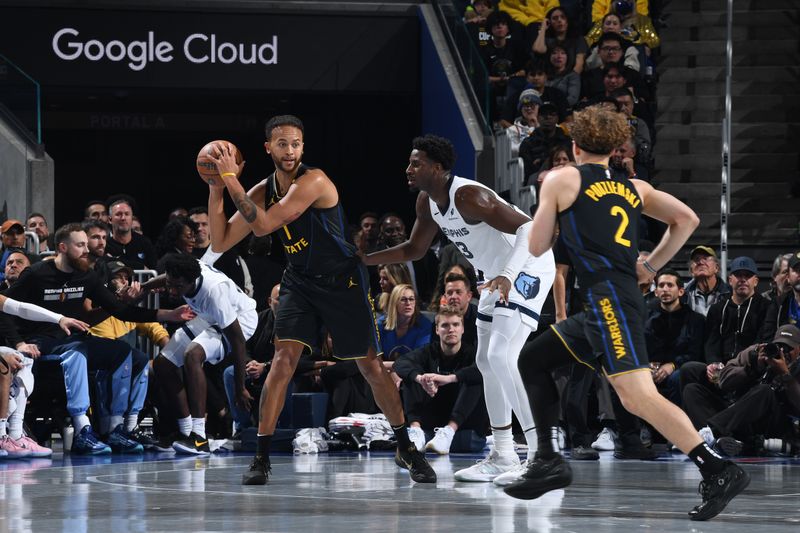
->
610 206 631 247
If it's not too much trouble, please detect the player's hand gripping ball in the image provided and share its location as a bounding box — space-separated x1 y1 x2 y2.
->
196 140 243 187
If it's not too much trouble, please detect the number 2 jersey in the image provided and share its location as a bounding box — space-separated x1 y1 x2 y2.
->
557 164 642 289
429 175 555 328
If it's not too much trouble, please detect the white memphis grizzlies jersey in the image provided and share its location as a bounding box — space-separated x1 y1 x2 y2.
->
182 260 257 329
429 176 553 279
430 176 555 328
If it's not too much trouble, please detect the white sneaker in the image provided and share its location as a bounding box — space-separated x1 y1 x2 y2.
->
453 449 520 482
591 427 617 451
426 426 455 455
492 458 531 487
698 426 715 447
407 426 426 451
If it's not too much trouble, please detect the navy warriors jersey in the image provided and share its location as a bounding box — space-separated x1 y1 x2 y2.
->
557 164 642 285
266 164 357 276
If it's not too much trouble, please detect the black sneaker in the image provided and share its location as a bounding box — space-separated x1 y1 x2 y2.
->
242 455 270 485
394 444 437 483
571 445 599 461
152 432 181 452
715 437 744 457
689 461 750 521
173 432 211 455
614 444 658 460
129 426 159 449
503 453 573 500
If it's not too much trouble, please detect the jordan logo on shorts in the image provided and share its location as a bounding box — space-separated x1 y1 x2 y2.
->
514 272 541 300
347 277 357 288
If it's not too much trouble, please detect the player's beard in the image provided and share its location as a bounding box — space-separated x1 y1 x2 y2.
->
274 154 302 173
67 254 91 272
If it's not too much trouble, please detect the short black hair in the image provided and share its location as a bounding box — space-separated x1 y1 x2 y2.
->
162 253 202 282
598 32 625 48
265 114 304 140
188 206 208 217
379 212 404 227
610 88 634 100
602 62 625 78
26 212 46 222
411 134 456 171
526 59 548 76
656 268 684 289
486 9 513 29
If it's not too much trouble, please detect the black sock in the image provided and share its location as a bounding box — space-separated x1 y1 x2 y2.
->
256 434 272 459
392 422 412 450
537 427 559 459
689 442 726 478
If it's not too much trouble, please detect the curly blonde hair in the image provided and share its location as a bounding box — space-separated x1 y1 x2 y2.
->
569 106 632 156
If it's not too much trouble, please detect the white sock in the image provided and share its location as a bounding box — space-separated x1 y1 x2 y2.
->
523 426 538 460
126 414 139 433
178 416 192 437
493 427 514 456
109 415 124 432
73 414 91 433
0 418 7 437
192 418 206 439
8 390 26 440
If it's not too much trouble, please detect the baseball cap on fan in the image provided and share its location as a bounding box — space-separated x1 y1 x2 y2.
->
1 219 25 234
772 324 800 350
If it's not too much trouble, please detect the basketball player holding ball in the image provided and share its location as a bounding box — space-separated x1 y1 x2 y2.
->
204 115 436 486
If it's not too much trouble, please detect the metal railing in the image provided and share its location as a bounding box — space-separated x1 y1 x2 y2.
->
133 269 161 358
719 0 734 277
494 131 535 213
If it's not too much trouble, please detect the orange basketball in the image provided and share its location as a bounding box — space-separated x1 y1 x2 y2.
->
196 140 243 187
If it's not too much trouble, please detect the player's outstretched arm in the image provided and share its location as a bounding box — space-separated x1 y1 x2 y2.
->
363 192 440 266
207 181 267 254
0 295 89 335
632 179 700 273
223 319 254 411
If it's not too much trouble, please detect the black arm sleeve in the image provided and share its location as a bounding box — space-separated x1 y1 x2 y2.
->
88 278 158 323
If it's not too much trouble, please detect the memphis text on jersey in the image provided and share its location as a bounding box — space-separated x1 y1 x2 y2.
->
44 286 84 301
599 297 626 359
441 227 470 239
584 180 641 209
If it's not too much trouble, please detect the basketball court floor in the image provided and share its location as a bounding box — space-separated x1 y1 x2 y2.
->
1 450 798 532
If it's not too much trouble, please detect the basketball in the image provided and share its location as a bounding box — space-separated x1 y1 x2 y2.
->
196 140 243 187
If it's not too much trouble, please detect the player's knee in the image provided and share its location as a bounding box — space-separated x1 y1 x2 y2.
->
184 346 206 368
269 353 294 378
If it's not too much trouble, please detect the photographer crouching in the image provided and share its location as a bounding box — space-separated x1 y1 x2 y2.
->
695 325 800 457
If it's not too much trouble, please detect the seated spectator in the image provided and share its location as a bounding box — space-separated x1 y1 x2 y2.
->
1 249 32 291
131 216 143 235
26 213 52 254
0 220 28 284
585 13 640 72
439 272 478 347
613 0 660 55
481 10 530 120
84 200 109 224
519 101 571 180
505 89 542 156
82 220 110 275
378 284 433 362
582 37 649 102
532 6 587 74
683 245 732 317
764 251 800 332
376 263 413 314
545 44 580 107
465 0 497 51
357 211 381 254
428 263 480 312
106 198 158 270
394 306 488 454
645 269 705 406
681 257 773 428
762 252 792 302
528 143 574 187
612 88 651 172
155 216 197 259
377 214 437 303
501 60 570 126
609 136 647 182
694 325 800 456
